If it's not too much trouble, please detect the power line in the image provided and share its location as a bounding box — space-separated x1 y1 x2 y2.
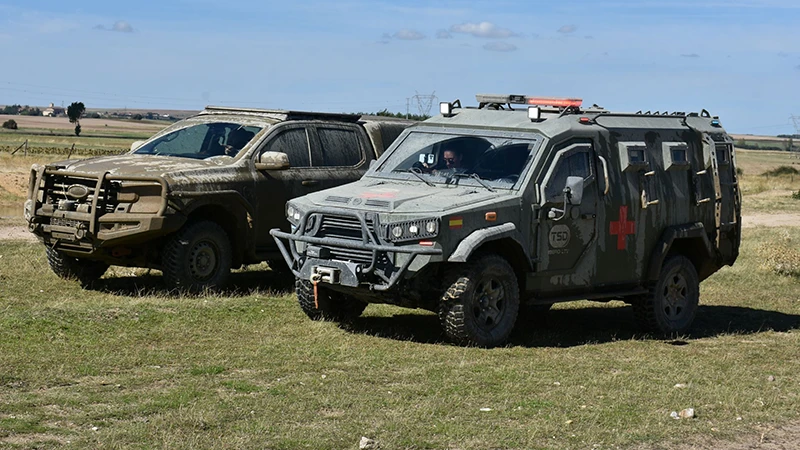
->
412 91 437 117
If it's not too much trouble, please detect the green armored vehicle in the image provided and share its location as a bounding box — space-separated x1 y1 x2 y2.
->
25 106 411 291
271 94 741 347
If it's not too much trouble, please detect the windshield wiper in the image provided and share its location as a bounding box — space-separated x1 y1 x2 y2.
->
453 173 495 192
404 168 435 187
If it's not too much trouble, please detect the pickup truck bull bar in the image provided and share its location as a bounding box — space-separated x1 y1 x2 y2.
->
28 165 168 241
270 208 442 291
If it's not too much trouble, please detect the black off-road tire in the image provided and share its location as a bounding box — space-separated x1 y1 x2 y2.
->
267 259 292 274
632 255 699 335
45 247 109 287
438 254 520 348
161 221 232 293
295 279 368 321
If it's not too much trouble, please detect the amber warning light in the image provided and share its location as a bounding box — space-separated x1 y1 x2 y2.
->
476 94 582 109
526 97 583 108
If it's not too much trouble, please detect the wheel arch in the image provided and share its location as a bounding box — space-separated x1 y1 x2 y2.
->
448 223 532 285
647 223 719 282
182 198 253 268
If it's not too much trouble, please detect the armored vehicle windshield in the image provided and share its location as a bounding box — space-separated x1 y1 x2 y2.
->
133 121 264 160
371 129 542 190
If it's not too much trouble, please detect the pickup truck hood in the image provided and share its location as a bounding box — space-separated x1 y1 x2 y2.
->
49 155 224 177
304 180 510 214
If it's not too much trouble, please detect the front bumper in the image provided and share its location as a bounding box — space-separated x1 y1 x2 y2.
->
26 166 171 251
270 208 442 292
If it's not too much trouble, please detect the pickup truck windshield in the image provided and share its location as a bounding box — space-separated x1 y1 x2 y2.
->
133 122 263 160
373 131 539 188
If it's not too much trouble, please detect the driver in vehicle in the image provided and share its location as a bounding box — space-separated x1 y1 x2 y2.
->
223 128 255 156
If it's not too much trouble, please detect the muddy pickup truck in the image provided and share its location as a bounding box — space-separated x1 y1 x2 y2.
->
25 106 411 291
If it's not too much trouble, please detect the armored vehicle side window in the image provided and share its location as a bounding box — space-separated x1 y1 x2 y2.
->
318 127 362 167
544 146 592 202
267 128 311 167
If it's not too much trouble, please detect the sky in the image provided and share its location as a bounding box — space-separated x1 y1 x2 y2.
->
1 0 799 135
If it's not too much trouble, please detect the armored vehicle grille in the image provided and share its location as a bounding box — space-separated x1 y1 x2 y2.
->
315 214 378 265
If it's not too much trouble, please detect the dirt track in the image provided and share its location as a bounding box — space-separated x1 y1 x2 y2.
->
0 114 165 133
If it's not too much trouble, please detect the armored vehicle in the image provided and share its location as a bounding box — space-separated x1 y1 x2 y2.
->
271 94 741 347
25 106 411 291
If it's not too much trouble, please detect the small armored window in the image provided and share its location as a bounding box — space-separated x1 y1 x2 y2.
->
628 147 646 164
662 142 690 171
715 144 730 166
618 142 649 172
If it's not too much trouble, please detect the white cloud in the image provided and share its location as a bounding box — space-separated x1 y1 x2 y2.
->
483 42 517 52
393 29 425 40
436 29 452 39
450 22 518 39
558 25 577 34
112 21 134 33
95 20 134 33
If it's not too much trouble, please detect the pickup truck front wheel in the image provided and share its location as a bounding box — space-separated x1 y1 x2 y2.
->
439 254 520 348
296 279 367 321
162 221 232 293
46 247 109 287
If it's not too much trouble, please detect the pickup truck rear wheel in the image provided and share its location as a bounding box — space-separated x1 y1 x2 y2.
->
633 255 699 335
296 279 367 321
439 254 519 348
162 221 232 293
46 247 109 287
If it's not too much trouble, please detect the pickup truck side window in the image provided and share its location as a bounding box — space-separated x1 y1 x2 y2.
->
268 128 311 167
544 147 592 202
318 127 362 166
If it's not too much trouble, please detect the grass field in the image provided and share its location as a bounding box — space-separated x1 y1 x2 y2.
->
1 227 799 449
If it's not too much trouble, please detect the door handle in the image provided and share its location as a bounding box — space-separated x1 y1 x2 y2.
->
301 180 319 187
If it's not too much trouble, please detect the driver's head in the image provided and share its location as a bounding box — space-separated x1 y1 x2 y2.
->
443 148 463 169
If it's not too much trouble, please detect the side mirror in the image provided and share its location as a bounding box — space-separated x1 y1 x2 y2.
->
130 140 145 151
564 176 584 205
255 151 290 170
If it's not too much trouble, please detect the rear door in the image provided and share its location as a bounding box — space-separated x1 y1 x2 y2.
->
308 123 371 190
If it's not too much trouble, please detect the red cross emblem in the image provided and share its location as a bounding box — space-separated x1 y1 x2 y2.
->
609 205 635 250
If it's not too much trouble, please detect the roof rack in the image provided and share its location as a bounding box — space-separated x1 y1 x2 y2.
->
200 106 362 122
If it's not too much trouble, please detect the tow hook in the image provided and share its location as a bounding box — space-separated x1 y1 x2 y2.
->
309 273 322 309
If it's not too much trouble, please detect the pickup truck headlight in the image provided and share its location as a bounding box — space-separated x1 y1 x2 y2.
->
385 218 439 242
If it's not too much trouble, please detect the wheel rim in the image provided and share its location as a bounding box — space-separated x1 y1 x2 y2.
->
661 271 689 321
189 241 218 281
472 277 506 331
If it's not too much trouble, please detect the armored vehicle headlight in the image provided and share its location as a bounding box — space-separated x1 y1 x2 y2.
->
386 218 440 242
286 204 303 225
425 221 437 234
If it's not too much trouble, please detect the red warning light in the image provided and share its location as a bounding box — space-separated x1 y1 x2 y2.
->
526 97 583 108
579 117 591 124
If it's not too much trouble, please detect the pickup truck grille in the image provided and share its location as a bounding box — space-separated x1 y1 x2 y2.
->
43 175 117 215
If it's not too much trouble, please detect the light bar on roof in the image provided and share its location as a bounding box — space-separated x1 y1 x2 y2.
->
476 94 582 108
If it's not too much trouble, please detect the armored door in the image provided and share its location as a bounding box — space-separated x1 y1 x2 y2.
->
534 142 599 294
